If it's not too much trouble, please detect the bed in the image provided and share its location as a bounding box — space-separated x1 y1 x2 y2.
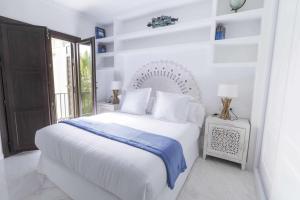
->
35 60 204 200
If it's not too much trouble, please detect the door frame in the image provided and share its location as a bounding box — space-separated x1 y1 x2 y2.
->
77 37 96 115
47 30 81 123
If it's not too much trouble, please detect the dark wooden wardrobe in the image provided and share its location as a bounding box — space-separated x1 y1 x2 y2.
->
0 16 51 156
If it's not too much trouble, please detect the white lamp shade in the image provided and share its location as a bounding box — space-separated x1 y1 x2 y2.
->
217 84 239 98
111 81 121 90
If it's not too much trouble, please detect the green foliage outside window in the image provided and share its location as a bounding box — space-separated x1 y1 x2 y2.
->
80 50 93 115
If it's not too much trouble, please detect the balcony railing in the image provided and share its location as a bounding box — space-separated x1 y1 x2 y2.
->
55 91 93 121
55 93 69 121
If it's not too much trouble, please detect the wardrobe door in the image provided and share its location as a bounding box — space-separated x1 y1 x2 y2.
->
0 24 51 153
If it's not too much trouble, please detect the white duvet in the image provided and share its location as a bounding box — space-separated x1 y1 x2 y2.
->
35 112 201 200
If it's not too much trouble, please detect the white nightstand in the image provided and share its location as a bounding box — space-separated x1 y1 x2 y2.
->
203 116 250 170
96 102 119 114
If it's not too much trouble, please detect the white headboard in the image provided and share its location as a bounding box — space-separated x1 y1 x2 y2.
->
128 60 201 99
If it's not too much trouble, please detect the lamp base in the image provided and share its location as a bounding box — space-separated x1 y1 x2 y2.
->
219 98 232 120
112 90 119 104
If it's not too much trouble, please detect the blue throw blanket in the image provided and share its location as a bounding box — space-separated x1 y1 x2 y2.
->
60 118 187 189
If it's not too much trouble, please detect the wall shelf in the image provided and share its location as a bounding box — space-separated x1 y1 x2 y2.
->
213 36 260 45
211 62 257 68
97 52 114 58
96 36 114 43
117 19 211 41
94 1 263 77
213 44 258 65
118 41 210 55
215 8 263 23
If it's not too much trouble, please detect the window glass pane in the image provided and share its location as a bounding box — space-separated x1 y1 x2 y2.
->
79 43 93 116
51 38 74 121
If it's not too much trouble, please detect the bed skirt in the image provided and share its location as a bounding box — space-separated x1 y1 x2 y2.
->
37 148 199 200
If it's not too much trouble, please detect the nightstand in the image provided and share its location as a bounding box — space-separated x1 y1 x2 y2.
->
96 102 119 114
203 116 250 170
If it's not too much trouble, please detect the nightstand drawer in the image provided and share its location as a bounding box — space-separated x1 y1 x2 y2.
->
207 124 246 161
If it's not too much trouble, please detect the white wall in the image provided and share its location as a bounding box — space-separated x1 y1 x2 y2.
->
259 0 300 198
116 47 255 119
0 0 96 38
248 0 279 170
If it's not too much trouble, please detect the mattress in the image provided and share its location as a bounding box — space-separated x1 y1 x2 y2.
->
35 112 201 200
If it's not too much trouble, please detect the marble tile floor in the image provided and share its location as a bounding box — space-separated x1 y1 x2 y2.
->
0 151 258 200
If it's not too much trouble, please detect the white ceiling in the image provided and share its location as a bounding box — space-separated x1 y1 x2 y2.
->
47 0 197 24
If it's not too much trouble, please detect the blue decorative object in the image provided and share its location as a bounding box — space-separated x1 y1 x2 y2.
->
215 24 226 40
147 16 178 28
97 44 106 53
60 118 187 189
95 27 105 39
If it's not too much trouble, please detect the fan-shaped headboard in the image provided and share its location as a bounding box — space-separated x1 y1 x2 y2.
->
128 60 200 99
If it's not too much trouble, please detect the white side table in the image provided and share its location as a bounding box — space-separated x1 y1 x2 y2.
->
96 102 119 114
203 116 250 170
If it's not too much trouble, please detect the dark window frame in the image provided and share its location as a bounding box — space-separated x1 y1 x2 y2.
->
47 30 82 123
77 37 96 116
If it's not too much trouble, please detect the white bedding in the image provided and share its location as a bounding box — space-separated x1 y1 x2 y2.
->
35 112 201 200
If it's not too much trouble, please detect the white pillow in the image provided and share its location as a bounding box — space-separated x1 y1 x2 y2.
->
187 101 205 127
152 91 191 122
120 88 152 115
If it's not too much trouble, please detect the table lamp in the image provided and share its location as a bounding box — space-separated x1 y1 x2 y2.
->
111 81 121 104
217 84 238 120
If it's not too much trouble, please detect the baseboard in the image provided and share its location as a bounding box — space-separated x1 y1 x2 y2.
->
254 168 268 200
